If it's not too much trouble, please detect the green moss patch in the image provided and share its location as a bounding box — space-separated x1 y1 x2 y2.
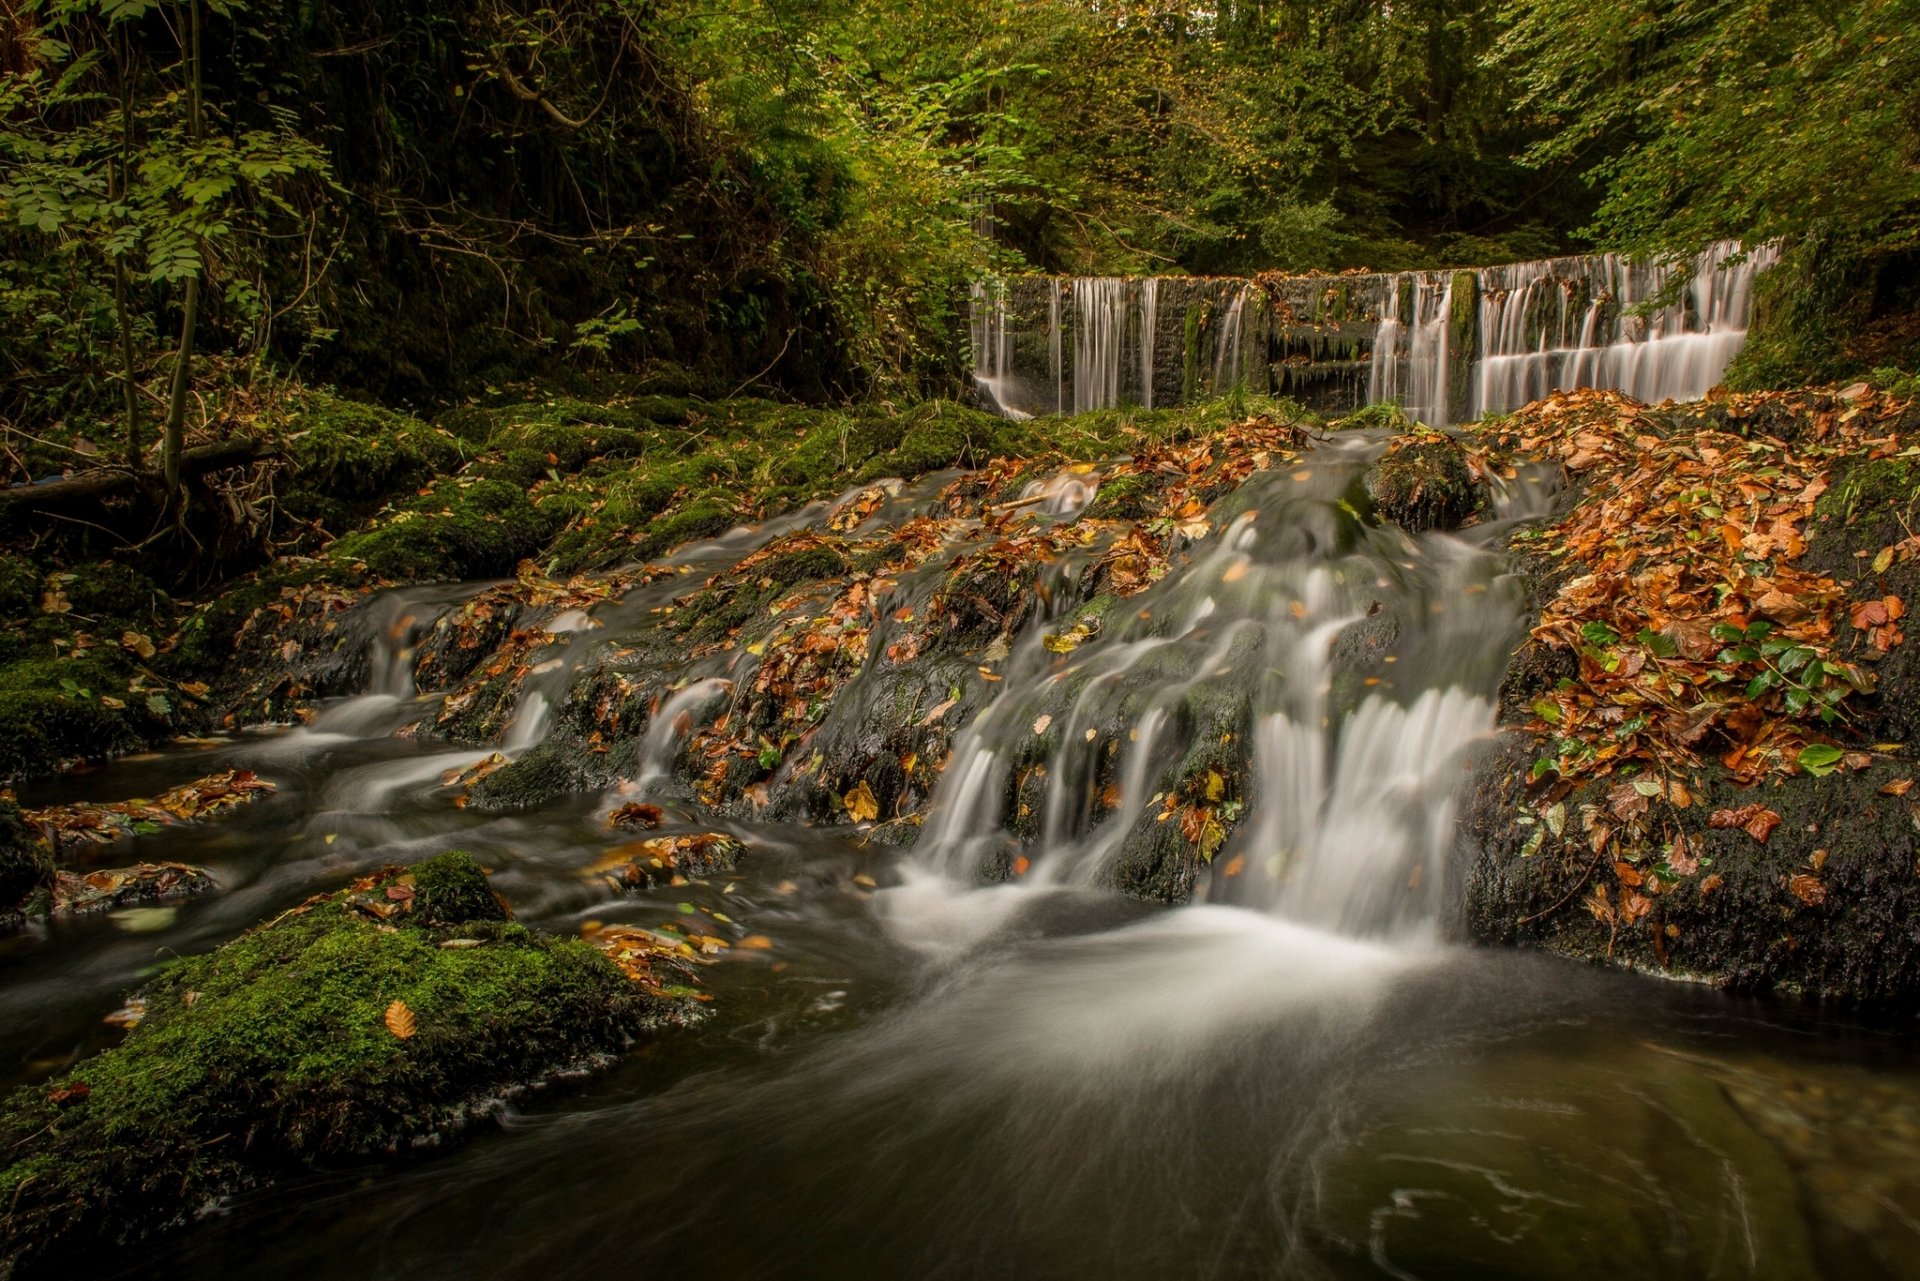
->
0 852 693 1275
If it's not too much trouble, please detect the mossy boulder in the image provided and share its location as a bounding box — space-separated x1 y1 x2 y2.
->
0 852 692 1275
0 799 52 917
0 656 167 782
1460 737 1920 1003
330 478 560 582
1363 436 1480 532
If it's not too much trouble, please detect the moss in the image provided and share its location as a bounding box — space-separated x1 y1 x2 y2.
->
0 799 52 913
0 554 41 619
1083 473 1159 521
0 852 684 1274
1812 456 1920 525
411 850 511 924
1334 401 1413 433
331 478 560 581
631 497 738 562
275 393 468 535
1364 437 1480 532
0 656 162 781
465 742 591 812
55 561 172 637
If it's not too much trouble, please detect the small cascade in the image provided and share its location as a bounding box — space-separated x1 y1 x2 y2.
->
1470 240 1780 417
1210 282 1249 395
635 677 733 790
1138 279 1158 410
972 240 1775 425
1048 287 1065 415
901 436 1539 942
1072 277 1127 413
968 280 1028 420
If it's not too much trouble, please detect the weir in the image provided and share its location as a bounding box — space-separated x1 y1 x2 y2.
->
969 241 1778 424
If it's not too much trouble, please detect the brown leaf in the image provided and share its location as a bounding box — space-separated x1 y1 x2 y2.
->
1880 778 1914 797
384 999 417 1039
844 779 879 824
610 802 664 829
46 1082 90 1107
1606 782 1648 823
1708 804 1781 843
1787 873 1827 907
1613 860 1644 888
1668 833 1699 876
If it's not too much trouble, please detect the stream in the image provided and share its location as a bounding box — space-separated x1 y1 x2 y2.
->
6 437 1920 1280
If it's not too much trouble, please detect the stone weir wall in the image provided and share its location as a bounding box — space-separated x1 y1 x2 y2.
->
968 242 1777 425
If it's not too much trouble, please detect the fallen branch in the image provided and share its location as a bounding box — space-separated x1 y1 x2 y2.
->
0 438 277 518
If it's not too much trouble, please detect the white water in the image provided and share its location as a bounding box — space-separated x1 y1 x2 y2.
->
886 436 1533 959
1072 277 1127 414
974 241 1775 424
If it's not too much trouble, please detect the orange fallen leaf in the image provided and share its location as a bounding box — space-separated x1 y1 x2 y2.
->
384 999 417 1039
1787 873 1827 907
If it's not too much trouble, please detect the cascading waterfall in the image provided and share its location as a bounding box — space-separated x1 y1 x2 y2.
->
1049 287 1065 415
968 279 1027 420
1470 239 1781 417
1072 277 1127 414
1138 279 1158 410
972 241 1775 425
1211 282 1249 395
899 436 1541 942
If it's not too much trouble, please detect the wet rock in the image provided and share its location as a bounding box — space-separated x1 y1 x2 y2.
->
0 852 696 1275
0 800 52 924
1363 434 1480 532
1459 736 1920 1002
585 832 744 890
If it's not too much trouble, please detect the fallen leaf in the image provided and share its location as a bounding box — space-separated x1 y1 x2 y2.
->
384 999 417 1039
610 802 664 829
1709 804 1781 843
1032 714 1052 735
1787 873 1827 907
844 780 879 823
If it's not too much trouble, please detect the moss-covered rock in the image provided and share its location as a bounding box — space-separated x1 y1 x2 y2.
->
0 799 52 918
0 852 692 1275
1363 435 1480 532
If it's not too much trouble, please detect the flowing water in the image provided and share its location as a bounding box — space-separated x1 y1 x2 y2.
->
972 242 1778 424
6 432 1920 1280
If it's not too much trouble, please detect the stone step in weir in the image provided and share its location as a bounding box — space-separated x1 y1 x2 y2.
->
969 241 1778 425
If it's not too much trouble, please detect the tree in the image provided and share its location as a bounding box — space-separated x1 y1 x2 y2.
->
0 0 332 503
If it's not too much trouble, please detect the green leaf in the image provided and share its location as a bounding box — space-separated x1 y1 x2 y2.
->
1797 743 1845 777
1580 621 1619 648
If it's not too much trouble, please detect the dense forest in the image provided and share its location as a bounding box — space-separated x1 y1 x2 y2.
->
4 0 1918 432
6 4 1920 1279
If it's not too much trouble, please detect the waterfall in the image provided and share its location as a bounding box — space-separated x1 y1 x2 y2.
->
1404 273 1454 426
1211 282 1249 395
901 437 1535 941
972 241 1775 426
1072 277 1127 413
1138 279 1158 410
1469 240 1781 419
1049 286 1064 415
968 279 1028 420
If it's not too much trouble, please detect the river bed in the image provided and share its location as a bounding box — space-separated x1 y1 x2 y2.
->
6 717 1920 1280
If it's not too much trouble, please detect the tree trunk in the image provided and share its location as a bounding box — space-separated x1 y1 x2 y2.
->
161 0 205 509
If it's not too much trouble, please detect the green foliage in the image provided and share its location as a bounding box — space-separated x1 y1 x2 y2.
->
1500 0 1920 384
0 0 335 443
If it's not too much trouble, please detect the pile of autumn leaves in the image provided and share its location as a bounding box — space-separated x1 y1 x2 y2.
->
1508 385 1910 788
1492 384 1915 933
